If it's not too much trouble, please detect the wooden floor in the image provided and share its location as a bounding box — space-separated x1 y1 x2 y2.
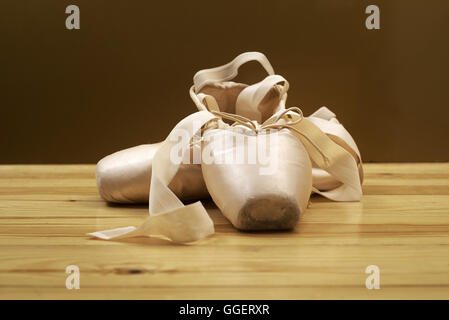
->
0 163 448 299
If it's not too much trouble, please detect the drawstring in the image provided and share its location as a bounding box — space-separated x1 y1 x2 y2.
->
211 107 303 132
210 110 258 131
210 107 330 167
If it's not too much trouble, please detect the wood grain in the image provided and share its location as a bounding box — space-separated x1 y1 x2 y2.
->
0 163 448 299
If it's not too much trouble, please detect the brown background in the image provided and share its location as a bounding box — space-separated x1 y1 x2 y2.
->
1 0 448 163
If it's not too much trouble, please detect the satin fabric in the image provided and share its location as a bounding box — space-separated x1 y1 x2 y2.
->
96 143 208 203
201 127 312 229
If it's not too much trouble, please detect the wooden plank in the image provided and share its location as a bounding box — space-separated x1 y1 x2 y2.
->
362 162 449 195
1 287 448 300
0 164 448 299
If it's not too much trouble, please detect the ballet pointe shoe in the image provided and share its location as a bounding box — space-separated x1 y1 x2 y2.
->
96 52 287 206
200 128 312 230
191 53 311 230
192 54 363 202
96 143 209 203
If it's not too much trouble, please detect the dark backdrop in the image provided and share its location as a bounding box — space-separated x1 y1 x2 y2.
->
1 0 448 163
